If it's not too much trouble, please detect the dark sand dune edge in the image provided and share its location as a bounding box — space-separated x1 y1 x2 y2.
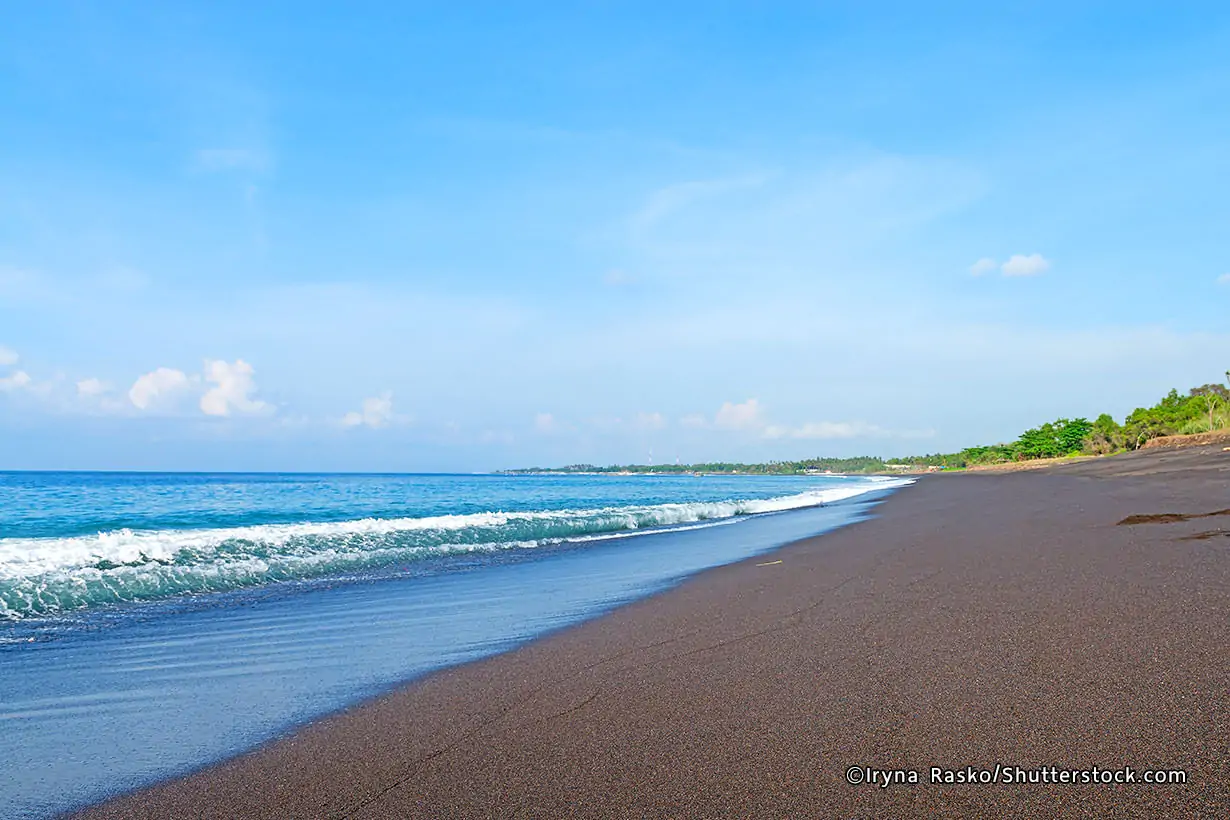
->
72 446 1230 819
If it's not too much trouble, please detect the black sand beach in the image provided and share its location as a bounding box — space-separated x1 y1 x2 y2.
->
72 445 1230 819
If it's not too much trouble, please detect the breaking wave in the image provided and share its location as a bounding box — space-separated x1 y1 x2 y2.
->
0 481 909 620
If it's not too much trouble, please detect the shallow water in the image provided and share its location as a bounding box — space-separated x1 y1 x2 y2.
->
0 473 907 819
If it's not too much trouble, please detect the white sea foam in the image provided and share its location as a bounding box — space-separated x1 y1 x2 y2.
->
0 479 911 619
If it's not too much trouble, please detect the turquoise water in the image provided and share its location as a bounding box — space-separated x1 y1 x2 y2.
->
0 472 908 819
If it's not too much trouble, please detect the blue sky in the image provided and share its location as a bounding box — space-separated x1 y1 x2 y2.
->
2 2 1228 471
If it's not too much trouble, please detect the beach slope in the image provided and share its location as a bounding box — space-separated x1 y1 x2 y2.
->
73 445 1230 819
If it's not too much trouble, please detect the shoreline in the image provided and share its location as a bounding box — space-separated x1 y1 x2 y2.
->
5 475 893 820
73 445 1229 818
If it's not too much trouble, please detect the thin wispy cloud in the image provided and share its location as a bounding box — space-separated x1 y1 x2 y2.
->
631 173 773 236
969 254 1051 278
623 157 986 285
713 398 764 430
76 378 108 398
602 269 634 286
969 258 998 276
1001 253 1051 277
632 411 666 431
763 421 934 440
2 4 1228 470
194 148 270 174
687 399 920 443
0 370 32 391
679 414 708 429
763 421 886 440
342 392 396 429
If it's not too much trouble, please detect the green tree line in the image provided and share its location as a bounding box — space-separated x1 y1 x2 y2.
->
511 371 1230 475
888 371 1229 469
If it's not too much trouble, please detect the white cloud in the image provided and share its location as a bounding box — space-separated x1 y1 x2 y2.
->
714 398 764 430
0 370 32 391
75 378 128 415
76 378 108 397
534 412 558 433
762 420 934 440
1217 273 1230 285
342 392 395 429
0 346 17 366
129 361 269 417
680 401 766 431
633 411 667 431
586 414 625 433
200 359 271 417
129 367 191 410
969 257 997 276
763 420 886 440
686 398 923 443
1001 253 1050 277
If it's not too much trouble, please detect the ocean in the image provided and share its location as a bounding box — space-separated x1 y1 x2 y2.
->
0 471 910 819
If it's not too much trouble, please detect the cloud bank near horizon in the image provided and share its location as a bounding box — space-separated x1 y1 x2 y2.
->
3 4 1230 470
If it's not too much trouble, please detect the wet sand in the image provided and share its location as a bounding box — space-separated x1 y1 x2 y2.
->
73 445 1230 819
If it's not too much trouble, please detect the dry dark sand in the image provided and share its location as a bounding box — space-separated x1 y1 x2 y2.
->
73 446 1230 819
